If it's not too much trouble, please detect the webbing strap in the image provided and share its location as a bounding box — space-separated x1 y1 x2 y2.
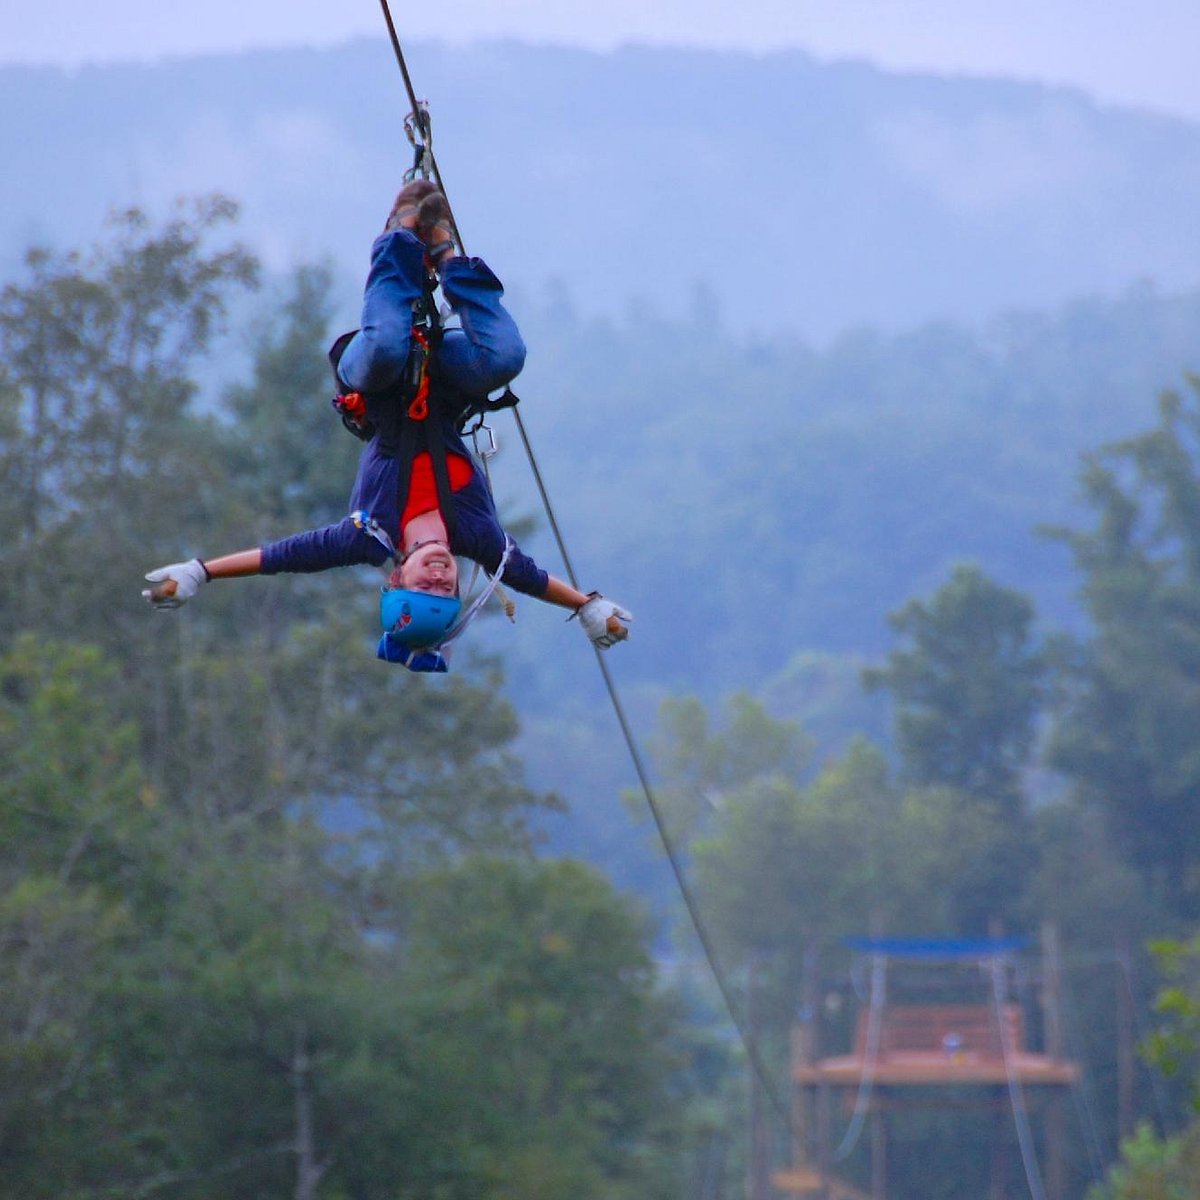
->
392 400 459 547
438 534 513 649
390 276 460 545
425 409 458 543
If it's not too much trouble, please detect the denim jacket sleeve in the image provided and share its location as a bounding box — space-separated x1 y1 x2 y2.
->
260 517 391 574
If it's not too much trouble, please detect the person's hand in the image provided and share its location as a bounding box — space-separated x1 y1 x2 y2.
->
577 593 632 649
142 559 207 609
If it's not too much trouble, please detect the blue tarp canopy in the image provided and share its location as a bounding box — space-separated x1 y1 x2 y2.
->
842 936 1031 959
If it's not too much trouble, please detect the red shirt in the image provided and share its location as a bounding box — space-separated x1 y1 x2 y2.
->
400 450 475 528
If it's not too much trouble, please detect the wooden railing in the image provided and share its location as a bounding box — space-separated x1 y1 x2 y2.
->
854 1003 1022 1060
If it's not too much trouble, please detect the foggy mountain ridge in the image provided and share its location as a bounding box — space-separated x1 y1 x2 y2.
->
7 38 1200 889
3 37 1200 342
5 37 1200 706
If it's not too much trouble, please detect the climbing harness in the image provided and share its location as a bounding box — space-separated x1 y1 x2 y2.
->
374 0 796 1146
328 273 520 449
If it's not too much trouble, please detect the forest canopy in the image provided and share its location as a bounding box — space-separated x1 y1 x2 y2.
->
2 199 1199 1199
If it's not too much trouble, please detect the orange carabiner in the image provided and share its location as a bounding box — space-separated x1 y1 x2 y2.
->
406 326 431 420
407 376 429 421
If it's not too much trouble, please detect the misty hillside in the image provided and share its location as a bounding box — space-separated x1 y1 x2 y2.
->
4 38 1200 341
5 37 1200 906
5 38 1200 706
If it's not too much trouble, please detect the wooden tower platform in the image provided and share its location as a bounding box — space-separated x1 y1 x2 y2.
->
772 930 1079 1200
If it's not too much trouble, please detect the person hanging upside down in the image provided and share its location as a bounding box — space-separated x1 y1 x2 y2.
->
143 180 630 672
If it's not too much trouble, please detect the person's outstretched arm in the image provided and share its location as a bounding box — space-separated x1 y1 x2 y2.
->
142 513 393 608
141 549 263 607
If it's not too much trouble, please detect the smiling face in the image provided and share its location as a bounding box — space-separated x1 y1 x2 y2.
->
394 541 460 598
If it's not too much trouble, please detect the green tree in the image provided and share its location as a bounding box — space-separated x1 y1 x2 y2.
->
1086 1121 1200 1200
1047 379 1200 919
382 856 680 1200
0 635 155 1196
219 261 361 545
0 196 257 655
0 205 687 1199
641 692 813 850
692 735 1024 968
1144 931 1200 1102
865 562 1045 814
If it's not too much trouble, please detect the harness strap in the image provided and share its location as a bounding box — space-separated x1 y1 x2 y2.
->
334 274 517 552
351 510 396 557
438 535 514 649
392 392 460 548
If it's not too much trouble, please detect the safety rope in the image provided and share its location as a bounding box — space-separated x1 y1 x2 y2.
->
1057 972 1110 1183
833 952 886 1161
374 0 795 1136
438 535 513 649
991 953 1048 1200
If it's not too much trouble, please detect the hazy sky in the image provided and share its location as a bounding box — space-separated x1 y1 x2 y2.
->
4 0 1200 123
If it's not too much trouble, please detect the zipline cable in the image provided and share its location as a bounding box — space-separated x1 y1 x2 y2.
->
375 0 796 1136
509 361 797 1133
377 0 464 251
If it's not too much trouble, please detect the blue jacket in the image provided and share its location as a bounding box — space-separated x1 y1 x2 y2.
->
259 233 549 598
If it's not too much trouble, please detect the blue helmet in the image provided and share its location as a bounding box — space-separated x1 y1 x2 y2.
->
379 587 462 649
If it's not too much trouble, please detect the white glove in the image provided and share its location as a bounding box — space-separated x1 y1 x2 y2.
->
577 593 632 649
142 559 208 609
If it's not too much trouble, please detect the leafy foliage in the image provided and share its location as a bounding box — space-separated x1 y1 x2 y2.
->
392 857 679 1199
1047 379 1200 918
1144 933 1200 1104
1086 1122 1200 1200
864 563 1045 812
5 180 1200 1198
0 206 682 1199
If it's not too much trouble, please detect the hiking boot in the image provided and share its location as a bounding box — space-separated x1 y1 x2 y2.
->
416 192 455 259
385 179 438 232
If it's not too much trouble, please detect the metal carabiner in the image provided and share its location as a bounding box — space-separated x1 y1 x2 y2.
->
403 101 433 182
469 420 498 461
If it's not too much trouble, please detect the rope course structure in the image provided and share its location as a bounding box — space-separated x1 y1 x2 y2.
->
778 937 1088 1199
373 0 797 1133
